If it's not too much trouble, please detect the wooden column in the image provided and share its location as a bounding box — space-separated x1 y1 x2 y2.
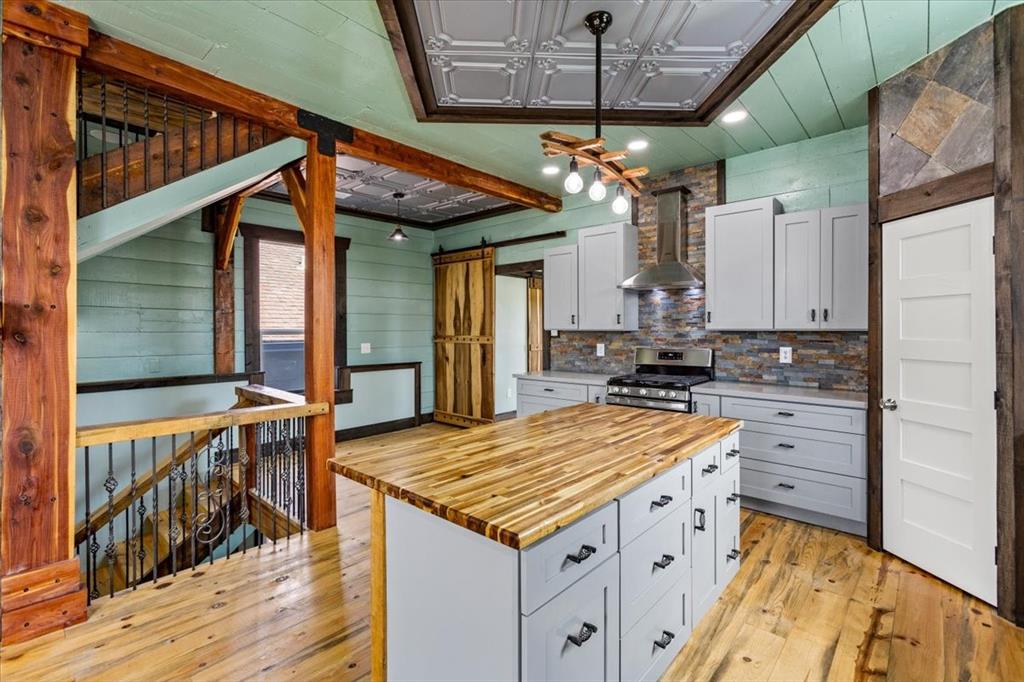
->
213 196 245 375
304 137 337 530
1 1 90 644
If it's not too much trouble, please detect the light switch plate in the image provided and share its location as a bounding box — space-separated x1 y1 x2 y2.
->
596 343 605 357
360 342 372 354
779 347 792 364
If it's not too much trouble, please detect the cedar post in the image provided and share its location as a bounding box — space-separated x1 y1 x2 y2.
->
303 137 337 530
1 0 90 644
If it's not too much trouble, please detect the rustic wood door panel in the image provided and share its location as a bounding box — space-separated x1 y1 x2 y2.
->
433 248 495 427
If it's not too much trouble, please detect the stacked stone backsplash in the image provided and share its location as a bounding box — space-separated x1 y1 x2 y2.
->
549 163 868 392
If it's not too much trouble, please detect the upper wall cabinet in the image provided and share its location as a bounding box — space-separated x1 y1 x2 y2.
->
775 204 868 331
705 198 781 330
544 223 639 331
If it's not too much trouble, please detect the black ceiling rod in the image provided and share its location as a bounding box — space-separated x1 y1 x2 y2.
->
584 10 612 139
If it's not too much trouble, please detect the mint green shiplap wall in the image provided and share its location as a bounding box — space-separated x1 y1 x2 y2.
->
725 126 868 211
78 213 244 381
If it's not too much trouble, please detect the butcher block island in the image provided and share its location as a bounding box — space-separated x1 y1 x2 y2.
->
329 403 743 681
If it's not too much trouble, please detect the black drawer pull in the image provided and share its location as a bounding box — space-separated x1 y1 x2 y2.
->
726 548 741 562
650 494 673 510
567 622 598 647
777 411 795 417
566 544 597 564
726 493 740 504
725 448 739 459
653 554 675 570
654 630 676 649
694 507 707 531
701 463 719 475
777 482 795 490
543 387 555 392
777 443 795 449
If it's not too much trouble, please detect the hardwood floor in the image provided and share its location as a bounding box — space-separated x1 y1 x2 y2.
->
2 424 1021 681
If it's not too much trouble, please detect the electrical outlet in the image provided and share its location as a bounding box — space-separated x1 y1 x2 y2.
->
596 343 605 357
551 330 559 337
779 347 792 364
360 342 372 354
506 386 513 399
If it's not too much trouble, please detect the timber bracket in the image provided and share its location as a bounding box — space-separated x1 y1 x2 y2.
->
297 109 354 155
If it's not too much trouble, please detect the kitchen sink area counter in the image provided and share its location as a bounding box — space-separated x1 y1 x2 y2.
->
329 403 743 681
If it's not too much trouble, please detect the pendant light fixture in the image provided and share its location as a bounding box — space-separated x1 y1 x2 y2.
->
539 11 648 213
387 192 409 242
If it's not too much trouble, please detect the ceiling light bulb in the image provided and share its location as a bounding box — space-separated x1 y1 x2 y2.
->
722 109 748 124
564 157 583 194
542 164 560 176
627 139 649 152
611 184 629 214
388 226 409 242
588 168 606 201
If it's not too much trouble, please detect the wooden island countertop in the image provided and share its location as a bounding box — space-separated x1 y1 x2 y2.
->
328 403 742 549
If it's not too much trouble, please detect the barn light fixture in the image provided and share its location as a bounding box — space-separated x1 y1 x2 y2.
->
387 192 409 242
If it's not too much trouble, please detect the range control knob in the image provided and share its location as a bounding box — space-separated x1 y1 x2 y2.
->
658 390 667 398
638 389 648 396
621 387 630 395
669 391 677 399
609 386 618 393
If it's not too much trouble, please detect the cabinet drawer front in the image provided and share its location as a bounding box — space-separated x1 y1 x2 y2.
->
721 396 866 434
621 572 691 682
521 503 619 615
620 502 689 632
716 469 741 588
522 556 620 682
519 379 588 402
741 461 866 522
692 442 722 493
618 460 691 546
739 423 866 478
720 430 740 475
517 395 579 418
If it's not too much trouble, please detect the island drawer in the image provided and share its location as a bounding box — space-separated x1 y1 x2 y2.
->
522 556 620 682
620 501 690 631
738 423 866 478
620 572 690 682
721 396 866 434
521 502 619 615
741 460 866 522
720 430 740 475
618 459 691 546
518 379 589 402
692 442 722 493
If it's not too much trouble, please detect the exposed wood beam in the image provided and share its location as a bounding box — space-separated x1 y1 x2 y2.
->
213 194 244 375
281 164 310 231
1 0 89 57
214 195 246 271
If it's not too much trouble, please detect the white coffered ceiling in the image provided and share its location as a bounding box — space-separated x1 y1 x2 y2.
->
415 0 792 111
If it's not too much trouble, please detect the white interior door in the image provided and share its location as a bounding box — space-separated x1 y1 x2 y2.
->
882 197 997 605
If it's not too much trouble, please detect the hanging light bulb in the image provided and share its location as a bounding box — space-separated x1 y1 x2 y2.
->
588 168 607 201
611 183 629 215
387 192 410 242
564 156 583 194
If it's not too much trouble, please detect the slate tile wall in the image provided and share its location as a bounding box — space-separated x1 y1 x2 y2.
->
550 163 868 392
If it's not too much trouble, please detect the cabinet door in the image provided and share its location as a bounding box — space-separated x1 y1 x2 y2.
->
577 223 637 331
774 210 821 330
522 556 619 682
690 487 718 624
705 198 780 330
543 245 578 330
820 204 868 330
691 394 720 417
716 471 741 588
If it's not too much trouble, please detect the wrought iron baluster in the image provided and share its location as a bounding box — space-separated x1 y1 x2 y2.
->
84 446 94 603
232 115 238 158
215 111 222 165
225 427 233 558
105 444 117 598
200 109 206 171
122 81 129 202
143 90 150 192
99 74 108 209
240 425 250 553
152 436 158 584
135 439 147 587
257 421 264 546
190 432 199 570
129 439 137 590
272 419 279 544
298 417 306 531
169 434 178 576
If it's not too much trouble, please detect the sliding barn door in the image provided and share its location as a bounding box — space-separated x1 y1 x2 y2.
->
433 248 495 427
527 277 544 373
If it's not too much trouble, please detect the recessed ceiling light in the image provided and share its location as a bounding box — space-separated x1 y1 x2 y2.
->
722 109 748 124
627 139 649 151
542 164 560 175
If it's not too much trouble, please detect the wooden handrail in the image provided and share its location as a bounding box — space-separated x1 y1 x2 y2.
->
234 384 306 406
76 401 328 448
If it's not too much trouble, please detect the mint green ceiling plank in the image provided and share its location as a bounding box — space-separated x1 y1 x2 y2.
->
317 0 388 38
711 115 775 154
929 0 994 51
66 1 216 64
807 0 876 128
768 36 844 138
726 126 867 177
248 0 349 38
680 126 746 159
862 0 929 82
736 76 809 146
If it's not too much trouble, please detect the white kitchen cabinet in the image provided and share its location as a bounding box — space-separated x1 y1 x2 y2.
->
774 210 822 330
820 204 868 330
577 223 639 331
705 197 781 330
543 244 578 330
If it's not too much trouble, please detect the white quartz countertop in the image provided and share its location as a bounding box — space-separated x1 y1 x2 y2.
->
690 381 868 410
513 370 615 387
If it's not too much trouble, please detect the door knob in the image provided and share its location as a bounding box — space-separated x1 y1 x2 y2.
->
879 398 897 411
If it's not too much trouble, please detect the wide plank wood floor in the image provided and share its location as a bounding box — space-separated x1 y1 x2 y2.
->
2 423 1021 681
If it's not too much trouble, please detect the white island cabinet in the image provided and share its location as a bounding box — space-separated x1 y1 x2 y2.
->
329 404 743 682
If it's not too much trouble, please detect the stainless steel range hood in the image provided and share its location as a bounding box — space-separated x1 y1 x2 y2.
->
620 187 704 290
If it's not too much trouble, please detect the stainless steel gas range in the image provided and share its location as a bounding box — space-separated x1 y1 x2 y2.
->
605 347 714 413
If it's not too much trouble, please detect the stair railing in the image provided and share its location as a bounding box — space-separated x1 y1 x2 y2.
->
75 385 328 603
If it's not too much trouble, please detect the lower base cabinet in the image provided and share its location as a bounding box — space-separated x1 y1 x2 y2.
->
620 573 691 682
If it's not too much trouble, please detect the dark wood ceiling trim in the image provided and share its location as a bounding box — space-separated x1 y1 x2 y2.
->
378 0 837 127
495 259 543 278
